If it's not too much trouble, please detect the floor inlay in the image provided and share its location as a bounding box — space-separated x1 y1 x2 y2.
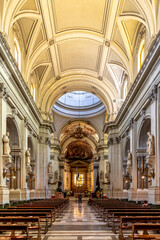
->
43 200 116 240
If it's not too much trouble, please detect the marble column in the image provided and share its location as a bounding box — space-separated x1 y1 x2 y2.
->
93 162 99 192
50 137 61 195
97 137 108 195
148 86 159 203
20 119 30 201
109 137 122 198
34 136 40 199
0 83 10 204
39 125 51 199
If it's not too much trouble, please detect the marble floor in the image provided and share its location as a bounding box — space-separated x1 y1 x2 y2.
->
43 200 117 240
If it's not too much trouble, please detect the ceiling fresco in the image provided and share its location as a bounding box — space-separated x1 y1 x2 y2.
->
60 122 99 142
65 140 93 161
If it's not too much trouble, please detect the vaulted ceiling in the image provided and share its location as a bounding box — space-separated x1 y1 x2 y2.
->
0 0 158 121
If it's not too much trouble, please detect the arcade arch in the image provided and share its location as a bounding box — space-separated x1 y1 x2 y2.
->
58 121 99 195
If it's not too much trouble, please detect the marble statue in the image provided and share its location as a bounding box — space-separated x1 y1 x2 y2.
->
146 132 154 156
26 148 31 166
127 150 132 167
48 161 53 173
106 162 110 173
2 132 11 155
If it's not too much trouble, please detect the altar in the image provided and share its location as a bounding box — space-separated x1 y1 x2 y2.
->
74 193 84 198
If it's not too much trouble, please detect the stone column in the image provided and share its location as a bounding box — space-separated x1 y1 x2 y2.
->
148 86 159 203
137 157 142 189
157 84 160 204
0 83 10 204
34 136 40 199
109 136 122 198
93 160 99 192
59 157 65 192
30 162 35 200
50 136 61 195
16 156 21 189
9 149 22 201
128 120 137 201
20 118 30 201
10 168 14 190
97 136 108 196
39 125 51 199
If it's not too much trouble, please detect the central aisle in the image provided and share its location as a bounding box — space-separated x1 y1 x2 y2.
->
43 200 116 240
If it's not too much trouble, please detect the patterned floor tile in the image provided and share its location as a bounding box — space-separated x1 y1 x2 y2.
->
43 200 117 240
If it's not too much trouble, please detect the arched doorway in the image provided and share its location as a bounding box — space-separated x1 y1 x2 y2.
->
137 118 151 189
6 117 20 190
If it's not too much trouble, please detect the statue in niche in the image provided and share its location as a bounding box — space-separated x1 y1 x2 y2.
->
26 148 31 166
146 132 154 156
106 162 111 174
48 161 53 174
2 132 11 155
127 150 132 167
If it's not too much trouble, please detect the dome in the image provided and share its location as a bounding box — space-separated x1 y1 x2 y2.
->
53 91 105 117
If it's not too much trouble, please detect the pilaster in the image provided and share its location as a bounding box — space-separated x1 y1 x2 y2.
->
0 83 9 204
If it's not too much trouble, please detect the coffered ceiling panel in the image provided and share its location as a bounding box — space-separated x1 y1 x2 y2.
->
18 17 37 50
33 49 50 67
2 0 156 116
108 49 124 67
122 0 140 14
19 0 38 12
53 0 108 34
113 26 127 56
58 39 102 72
123 20 140 47
32 27 45 52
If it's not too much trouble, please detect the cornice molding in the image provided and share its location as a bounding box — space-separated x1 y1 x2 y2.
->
0 32 43 124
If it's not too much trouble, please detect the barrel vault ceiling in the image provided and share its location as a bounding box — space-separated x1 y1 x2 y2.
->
0 0 158 119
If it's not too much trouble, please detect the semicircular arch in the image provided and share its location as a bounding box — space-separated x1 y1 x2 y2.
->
40 75 117 116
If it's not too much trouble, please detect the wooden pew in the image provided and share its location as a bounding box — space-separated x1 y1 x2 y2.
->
0 217 41 240
0 212 49 233
20 200 68 217
89 199 149 219
8 207 56 221
129 223 160 240
0 224 31 240
111 212 160 233
103 208 155 222
104 209 160 223
1 208 54 221
119 216 160 240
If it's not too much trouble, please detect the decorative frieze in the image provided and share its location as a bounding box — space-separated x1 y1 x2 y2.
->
0 82 9 100
45 137 51 146
107 137 113 146
148 85 157 103
116 136 121 144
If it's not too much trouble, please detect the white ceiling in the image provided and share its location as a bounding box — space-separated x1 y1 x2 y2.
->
0 0 158 120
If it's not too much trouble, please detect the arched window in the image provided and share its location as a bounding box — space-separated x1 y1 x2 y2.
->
138 39 145 72
14 37 21 71
123 80 128 99
31 83 35 101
